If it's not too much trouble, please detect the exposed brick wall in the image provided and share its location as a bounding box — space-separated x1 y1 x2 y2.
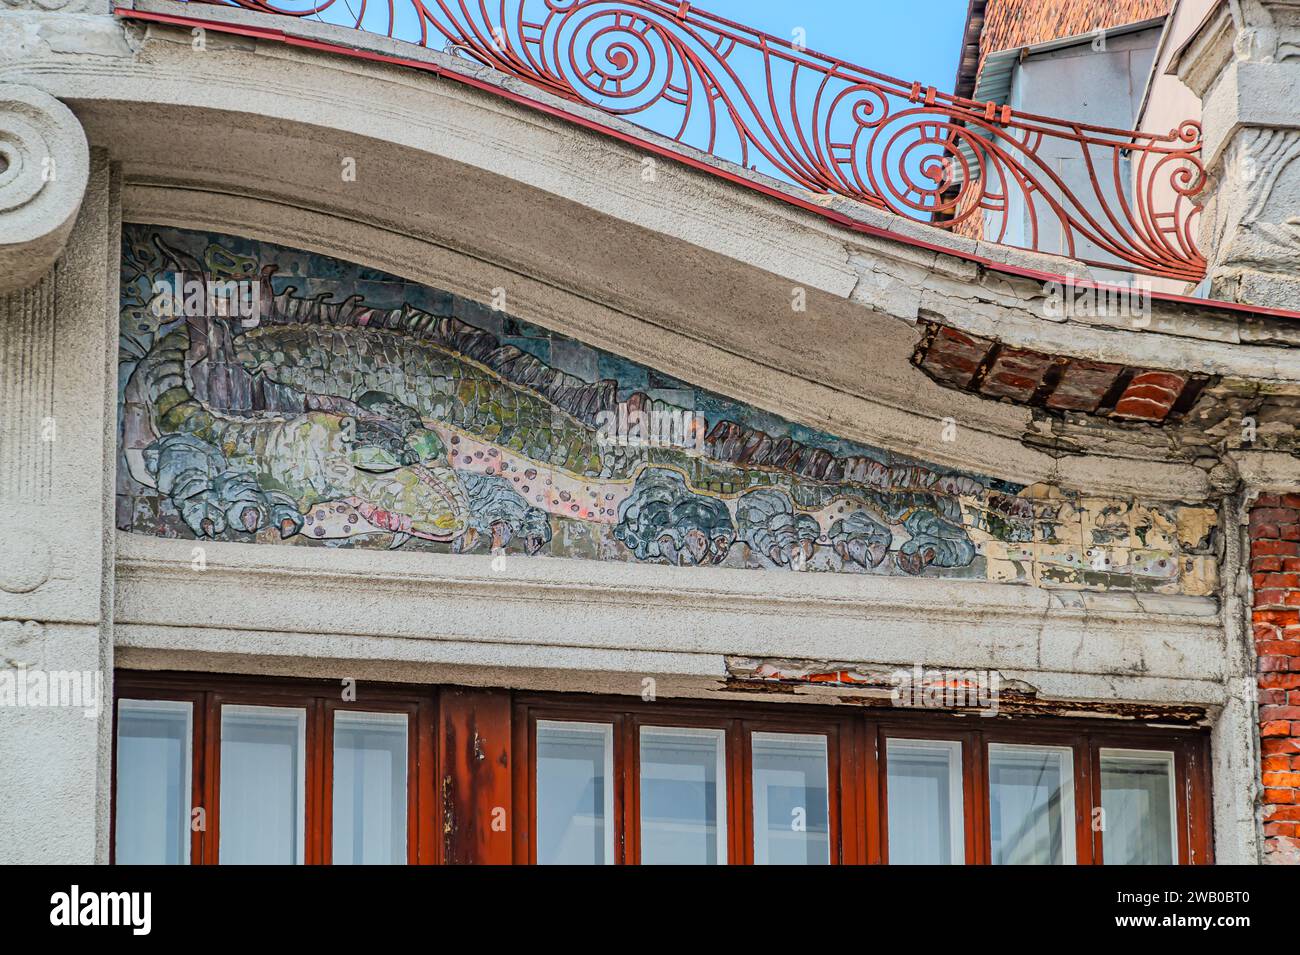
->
1252 494 1300 863
976 0 1172 80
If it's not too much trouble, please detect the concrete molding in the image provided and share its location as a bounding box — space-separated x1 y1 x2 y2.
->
0 83 88 293
115 534 1227 696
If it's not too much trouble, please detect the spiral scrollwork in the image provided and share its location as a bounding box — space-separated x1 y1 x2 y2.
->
555 6 681 111
0 84 90 293
851 110 996 229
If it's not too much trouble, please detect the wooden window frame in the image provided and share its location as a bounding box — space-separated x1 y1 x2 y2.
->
112 671 438 865
113 672 1213 865
516 694 1214 865
513 695 853 865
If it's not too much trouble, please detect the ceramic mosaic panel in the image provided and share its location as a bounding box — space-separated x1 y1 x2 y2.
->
115 225 1218 594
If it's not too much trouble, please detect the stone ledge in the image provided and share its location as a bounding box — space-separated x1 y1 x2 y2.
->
115 534 1227 688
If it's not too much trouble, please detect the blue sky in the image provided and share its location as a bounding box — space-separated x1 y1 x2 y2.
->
308 0 971 97
685 0 971 89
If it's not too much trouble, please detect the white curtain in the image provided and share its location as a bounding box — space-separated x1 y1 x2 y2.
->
752 732 829 865
887 739 963 864
332 711 407 865
535 721 614 865
1100 751 1175 864
639 727 727 865
115 699 192 865
219 705 306 864
988 744 1075 865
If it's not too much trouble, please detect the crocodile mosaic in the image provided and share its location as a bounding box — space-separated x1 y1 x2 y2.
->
115 225 1218 594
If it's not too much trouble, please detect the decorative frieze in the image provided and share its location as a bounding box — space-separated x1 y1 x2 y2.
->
116 225 1220 596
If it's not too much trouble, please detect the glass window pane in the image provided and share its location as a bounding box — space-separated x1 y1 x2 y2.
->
332 711 408 865
751 732 829 865
1100 749 1176 865
886 739 964 865
219 705 306 864
639 726 727 865
988 743 1076 865
115 699 192 865
536 721 614 865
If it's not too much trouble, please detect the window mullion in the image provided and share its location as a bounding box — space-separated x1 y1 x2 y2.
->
203 692 221 865
623 715 639 865
732 719 749 866
1075 736 1096 865
970 729 989 865
313 697 329 866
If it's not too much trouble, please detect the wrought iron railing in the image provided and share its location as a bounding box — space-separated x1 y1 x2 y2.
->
182 0 1206 280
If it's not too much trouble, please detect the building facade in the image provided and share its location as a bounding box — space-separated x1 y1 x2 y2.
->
0 0 1298 864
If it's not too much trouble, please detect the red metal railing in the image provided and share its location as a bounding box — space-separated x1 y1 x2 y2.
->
186 0 1206 280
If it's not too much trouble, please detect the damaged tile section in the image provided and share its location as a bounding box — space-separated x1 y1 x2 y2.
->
916 326 992 389
1114 371 1189 422
722 657 1209 723
911 320 1210 423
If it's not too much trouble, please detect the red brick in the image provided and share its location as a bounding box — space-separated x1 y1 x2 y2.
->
1247 501 1300 829
1113 372 1185 421
1256 610 1300 626
1261 706 1300 722
1253 508 1300 527
1045 360 1123 413
978 347 1052 402
1254 542 1300 559
1256 572 1300 588
918 327 993 389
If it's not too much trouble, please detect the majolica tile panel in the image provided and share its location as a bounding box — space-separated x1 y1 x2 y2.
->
115 225 1217 594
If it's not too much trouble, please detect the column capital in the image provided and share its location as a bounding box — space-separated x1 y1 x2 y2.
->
0 83 89 294
1174 0 1300 307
